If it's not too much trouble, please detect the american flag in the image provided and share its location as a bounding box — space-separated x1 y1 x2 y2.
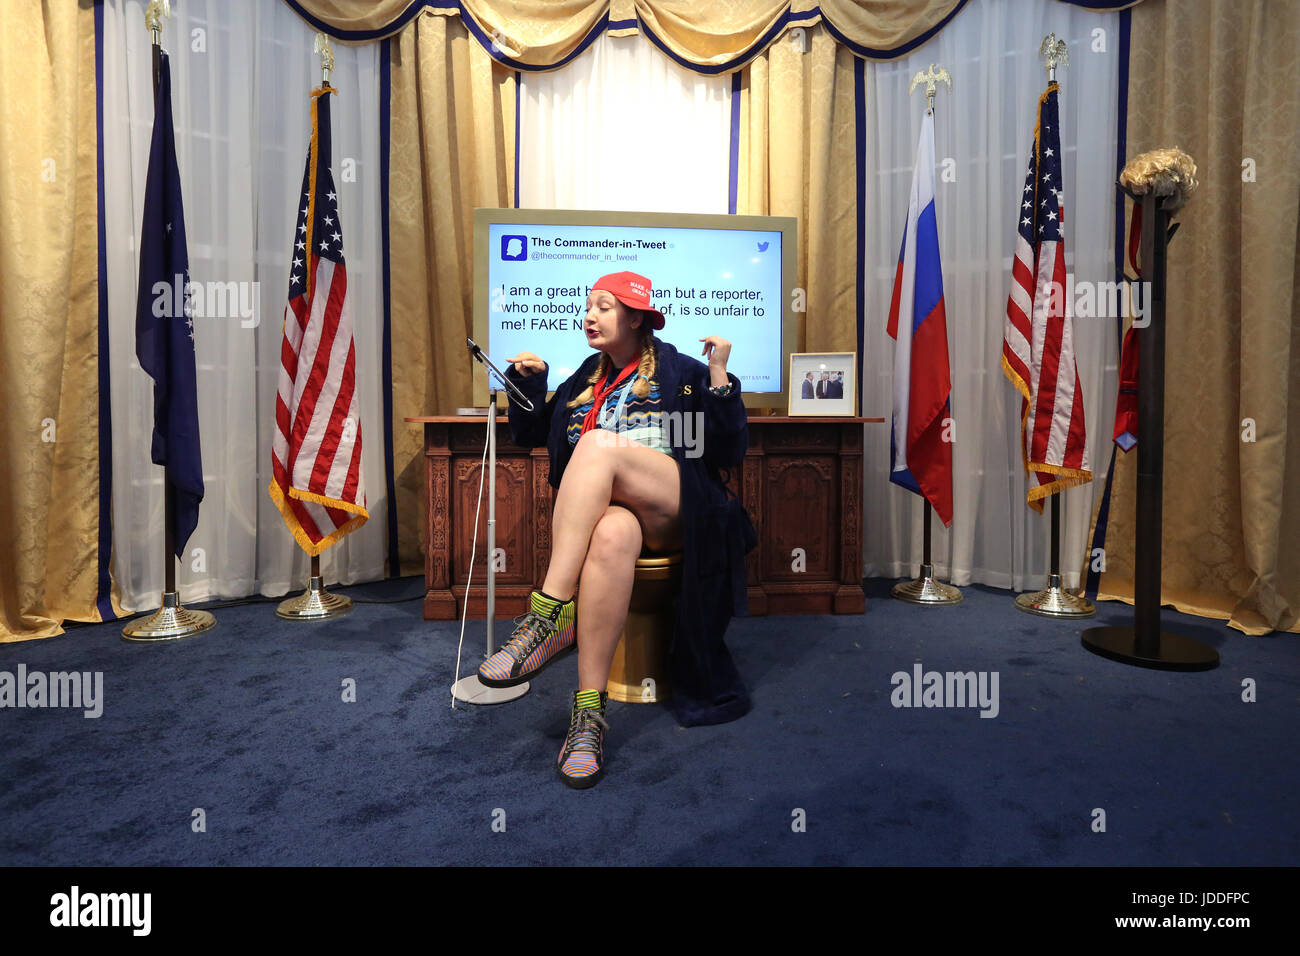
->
269 86 368 553
1001 82 1091 511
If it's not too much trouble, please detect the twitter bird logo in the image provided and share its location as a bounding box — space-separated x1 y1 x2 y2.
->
757 241 769 252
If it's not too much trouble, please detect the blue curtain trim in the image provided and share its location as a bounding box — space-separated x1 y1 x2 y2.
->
379 38 401 578
514 70 521 207
853 57 866 414
282 0 429 41
93 0 117 621
1087 5 1132 600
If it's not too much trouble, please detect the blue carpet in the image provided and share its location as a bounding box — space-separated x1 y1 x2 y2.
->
1 578 1296 866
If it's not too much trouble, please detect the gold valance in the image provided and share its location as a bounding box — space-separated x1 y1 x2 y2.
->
283 1 994 70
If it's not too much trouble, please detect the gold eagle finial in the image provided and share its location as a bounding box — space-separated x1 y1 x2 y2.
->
145 0 170 37
1040 33 1068 82
314 32 335 84
909 64 952 113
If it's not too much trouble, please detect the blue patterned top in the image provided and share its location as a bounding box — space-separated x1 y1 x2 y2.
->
566 374 672 456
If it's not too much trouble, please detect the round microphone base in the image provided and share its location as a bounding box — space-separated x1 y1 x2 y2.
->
452 675 529 705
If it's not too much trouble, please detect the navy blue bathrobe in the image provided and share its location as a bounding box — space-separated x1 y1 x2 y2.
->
505 335 757 726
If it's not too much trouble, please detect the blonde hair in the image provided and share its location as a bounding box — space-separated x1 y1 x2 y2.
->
567 317 657 408
1119 147 1198 212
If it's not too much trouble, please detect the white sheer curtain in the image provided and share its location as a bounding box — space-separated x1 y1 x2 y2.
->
861 0 1120 590
102 0 389 610
518 32 732 213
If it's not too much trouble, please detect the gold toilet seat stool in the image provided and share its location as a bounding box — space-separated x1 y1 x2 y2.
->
606 551 682 703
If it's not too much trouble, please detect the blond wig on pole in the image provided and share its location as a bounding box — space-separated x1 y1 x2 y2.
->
1119 147 1199 212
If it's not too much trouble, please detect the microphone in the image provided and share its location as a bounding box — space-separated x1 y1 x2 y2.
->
466 337 535 412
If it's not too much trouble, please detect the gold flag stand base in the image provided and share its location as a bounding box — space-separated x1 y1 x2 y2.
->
1016 494 1093 617
1015 573 1095 618
892 503 961 605
122 591 216 641
276 575 353 620
892 564 963 605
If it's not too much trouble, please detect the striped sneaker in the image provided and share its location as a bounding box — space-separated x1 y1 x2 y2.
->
478 590 576 687
557 689 608 789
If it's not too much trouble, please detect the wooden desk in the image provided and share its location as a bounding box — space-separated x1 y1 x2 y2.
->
405 414 884 619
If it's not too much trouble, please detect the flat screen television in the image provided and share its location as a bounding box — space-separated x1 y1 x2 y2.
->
472 208 797 409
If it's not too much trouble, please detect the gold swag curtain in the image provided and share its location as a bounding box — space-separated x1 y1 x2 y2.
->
1091 0 1300 634
287 1 965 65
0 0 114 640
388 10 517 570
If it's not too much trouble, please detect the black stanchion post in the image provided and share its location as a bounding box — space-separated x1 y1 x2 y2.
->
1082 190 1218 669
1133 189 1167 655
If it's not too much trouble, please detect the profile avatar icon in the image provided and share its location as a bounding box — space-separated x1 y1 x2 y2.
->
501 235 528 260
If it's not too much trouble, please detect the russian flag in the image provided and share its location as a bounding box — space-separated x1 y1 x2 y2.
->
886 110 953 527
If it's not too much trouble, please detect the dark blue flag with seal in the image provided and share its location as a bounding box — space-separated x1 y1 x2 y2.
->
135 51 203 557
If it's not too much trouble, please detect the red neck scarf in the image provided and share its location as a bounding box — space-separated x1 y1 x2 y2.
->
580 354 641 436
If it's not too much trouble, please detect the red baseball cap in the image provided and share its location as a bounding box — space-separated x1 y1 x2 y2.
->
591 272 665 330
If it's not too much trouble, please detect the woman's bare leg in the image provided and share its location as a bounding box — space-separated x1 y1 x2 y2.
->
542 431 682 600
575 504 642 690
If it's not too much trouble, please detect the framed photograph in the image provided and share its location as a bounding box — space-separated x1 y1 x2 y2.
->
788 352 857 416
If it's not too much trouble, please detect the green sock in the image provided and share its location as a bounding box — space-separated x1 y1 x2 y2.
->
531 591 560 617
532 590 571 617
574 689 604 713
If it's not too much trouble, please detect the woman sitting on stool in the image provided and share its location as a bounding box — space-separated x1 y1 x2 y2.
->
481 271 756 788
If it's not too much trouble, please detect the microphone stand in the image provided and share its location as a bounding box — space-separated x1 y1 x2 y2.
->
451 340 535 705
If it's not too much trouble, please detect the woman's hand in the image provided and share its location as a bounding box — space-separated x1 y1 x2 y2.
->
506 352 546 377
699 335 731 370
